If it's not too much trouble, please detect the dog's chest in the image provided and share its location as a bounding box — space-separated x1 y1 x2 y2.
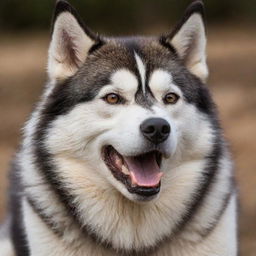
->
22 194 237 256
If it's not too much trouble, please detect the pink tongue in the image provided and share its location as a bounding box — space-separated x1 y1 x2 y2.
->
124 153 163 187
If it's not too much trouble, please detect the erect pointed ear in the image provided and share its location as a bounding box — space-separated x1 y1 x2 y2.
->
162 1 208 82
48 0 102 81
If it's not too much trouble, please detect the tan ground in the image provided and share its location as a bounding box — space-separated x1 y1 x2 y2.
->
0 27 255 255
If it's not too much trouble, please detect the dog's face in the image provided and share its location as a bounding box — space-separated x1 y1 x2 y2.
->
43 0 215 202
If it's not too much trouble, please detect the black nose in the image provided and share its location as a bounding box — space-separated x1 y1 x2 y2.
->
140 118 170 144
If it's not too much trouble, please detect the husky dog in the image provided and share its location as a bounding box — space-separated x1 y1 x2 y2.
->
0 0 238 255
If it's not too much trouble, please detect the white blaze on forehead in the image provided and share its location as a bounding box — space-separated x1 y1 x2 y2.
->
134 52 146 94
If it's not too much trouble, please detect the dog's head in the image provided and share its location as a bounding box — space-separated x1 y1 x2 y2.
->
42 0 216 202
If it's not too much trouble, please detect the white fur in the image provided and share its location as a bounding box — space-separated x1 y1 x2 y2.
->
170 14 208 82
134 52 146 94
0 239 14 256
98 69 138 102
149 69 175 99
149 69 183 105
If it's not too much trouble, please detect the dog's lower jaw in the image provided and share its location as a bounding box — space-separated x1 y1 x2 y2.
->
106 174 161 203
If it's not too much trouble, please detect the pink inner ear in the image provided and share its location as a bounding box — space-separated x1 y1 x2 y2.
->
61 29 81 68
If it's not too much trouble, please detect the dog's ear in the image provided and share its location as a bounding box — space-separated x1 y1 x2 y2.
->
163 1 208 82
48 0 102 81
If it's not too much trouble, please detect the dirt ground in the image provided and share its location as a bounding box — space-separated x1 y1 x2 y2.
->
0 26 255 255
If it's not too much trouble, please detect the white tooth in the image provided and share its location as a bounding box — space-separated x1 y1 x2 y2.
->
121 165 130 175
130 172 137 186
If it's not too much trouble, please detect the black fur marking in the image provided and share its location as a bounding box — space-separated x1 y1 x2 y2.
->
135 90 154 109
159 36 178 56
88 39 105 54
136 52 157 109
134 64 154 109
26 196 65 238
34 125 84 231
201 183 235 238
26 188 113 252
170 64 217 116
172 130 223 236
9 161 30 256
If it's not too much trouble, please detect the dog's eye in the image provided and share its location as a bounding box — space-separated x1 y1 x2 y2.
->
104 93 121 104
163 93 179 104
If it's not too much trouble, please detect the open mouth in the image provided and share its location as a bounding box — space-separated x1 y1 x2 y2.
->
102 146 163 197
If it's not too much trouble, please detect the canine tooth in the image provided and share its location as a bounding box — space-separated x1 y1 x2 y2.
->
130 172 137 186
121 165 129 175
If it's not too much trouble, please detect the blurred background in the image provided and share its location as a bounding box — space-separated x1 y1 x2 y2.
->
0 0 255 254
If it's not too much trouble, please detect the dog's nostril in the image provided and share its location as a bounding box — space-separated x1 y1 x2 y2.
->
140 118 171 144
162 125 170 134
144 125 155 134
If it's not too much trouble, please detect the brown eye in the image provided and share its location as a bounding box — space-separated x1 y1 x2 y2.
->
164 93 179 104
104 93 120 104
